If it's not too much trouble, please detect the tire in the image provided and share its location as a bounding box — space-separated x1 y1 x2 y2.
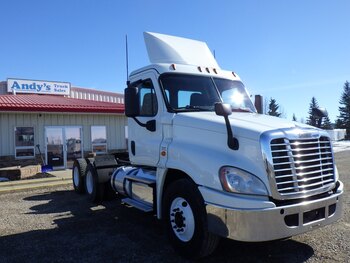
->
163 179 220 259
72 159 87 194
85 163 105 203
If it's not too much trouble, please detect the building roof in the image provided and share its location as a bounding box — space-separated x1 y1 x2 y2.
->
70 86 122 97
0 94 124 114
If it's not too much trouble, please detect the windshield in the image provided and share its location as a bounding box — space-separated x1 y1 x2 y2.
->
213 78 256 113
159 74 256 113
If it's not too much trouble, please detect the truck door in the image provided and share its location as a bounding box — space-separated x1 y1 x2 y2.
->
128 71 163 166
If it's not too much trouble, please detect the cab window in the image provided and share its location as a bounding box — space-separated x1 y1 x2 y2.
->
139 80 158 116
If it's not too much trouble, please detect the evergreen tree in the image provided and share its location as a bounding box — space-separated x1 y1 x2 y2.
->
292 113 297 121
267 98 281 117
321 113 333 130
335 118 343 129
306 97 320 127
336 81 350 139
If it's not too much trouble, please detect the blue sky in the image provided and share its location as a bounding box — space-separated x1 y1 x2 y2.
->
1 0 349 122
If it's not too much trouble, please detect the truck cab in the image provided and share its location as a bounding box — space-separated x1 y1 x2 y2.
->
74 32 343 259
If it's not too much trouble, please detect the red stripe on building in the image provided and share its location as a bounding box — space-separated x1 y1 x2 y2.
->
0 95 125 114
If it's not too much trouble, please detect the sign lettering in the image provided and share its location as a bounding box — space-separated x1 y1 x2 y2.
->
7 78 70 96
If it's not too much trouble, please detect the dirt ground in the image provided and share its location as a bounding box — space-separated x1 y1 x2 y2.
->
0 151 349 263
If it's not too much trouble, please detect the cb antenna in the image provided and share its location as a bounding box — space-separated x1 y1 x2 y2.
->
125 34 129 85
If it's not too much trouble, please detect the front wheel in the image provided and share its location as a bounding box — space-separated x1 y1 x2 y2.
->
163 179 220 259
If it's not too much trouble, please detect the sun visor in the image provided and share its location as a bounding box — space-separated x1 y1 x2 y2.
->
143 32 220 69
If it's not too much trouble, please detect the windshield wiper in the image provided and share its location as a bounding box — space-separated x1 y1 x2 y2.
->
175 105 214 112
231 107 254 113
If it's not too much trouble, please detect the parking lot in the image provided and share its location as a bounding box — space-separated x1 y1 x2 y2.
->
0 150 349 263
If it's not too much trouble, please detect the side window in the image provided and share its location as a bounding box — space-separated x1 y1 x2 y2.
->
139 80 158 116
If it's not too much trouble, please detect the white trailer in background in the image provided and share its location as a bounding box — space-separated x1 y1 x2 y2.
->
326 129 346 141
72 32 343 259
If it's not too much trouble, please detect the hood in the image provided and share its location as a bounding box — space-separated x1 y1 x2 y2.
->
173 112 313 141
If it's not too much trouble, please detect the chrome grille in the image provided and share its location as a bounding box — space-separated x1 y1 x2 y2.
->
270 136 335 196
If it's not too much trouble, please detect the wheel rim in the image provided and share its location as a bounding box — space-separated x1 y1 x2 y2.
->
73 166 80 187
86 170 94 194
170 197 195 242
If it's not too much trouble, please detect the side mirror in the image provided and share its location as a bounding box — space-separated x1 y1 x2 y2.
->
124 87 140 117
214 103 238 150
215 103 232 117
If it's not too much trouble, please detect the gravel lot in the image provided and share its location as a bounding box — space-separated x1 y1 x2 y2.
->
0 151 349 263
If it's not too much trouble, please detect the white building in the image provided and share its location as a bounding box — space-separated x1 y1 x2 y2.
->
0 78 127 170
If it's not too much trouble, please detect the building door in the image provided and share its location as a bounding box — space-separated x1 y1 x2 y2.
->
65 127 83 168
45 127 82 169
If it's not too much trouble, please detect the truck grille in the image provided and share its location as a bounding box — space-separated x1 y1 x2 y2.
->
270 136 335 197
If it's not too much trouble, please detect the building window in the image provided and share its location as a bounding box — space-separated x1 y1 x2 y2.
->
91 126 107 154
15 127 35 158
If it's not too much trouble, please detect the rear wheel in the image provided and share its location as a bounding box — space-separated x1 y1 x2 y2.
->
72 159 87 194
163 179 220 259
85 163 105 203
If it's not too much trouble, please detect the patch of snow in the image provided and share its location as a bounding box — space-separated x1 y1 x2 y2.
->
332 140 350 153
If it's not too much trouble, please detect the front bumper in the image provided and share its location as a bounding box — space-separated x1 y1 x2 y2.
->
202 181 343 242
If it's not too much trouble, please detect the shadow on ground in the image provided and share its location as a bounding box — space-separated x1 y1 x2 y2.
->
0 190 314 263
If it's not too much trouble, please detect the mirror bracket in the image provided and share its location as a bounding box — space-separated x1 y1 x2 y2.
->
132 117 156 132
215 103 239 150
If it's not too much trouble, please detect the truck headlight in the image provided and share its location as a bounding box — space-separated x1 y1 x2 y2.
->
219 166 268 196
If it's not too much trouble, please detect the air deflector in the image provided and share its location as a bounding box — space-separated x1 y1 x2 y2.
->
143 32 220 68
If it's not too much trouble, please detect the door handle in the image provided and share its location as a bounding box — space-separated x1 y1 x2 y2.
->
131 141 136 156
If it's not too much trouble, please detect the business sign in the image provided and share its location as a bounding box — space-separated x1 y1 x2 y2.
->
7 78 71 96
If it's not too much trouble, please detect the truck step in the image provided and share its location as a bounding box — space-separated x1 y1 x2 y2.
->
125 175 156 186
122 198 153 212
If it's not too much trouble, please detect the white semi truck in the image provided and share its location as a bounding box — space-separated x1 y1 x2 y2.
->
72 32 343 259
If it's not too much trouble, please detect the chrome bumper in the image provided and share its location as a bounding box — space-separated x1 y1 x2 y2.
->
205 181 343 242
